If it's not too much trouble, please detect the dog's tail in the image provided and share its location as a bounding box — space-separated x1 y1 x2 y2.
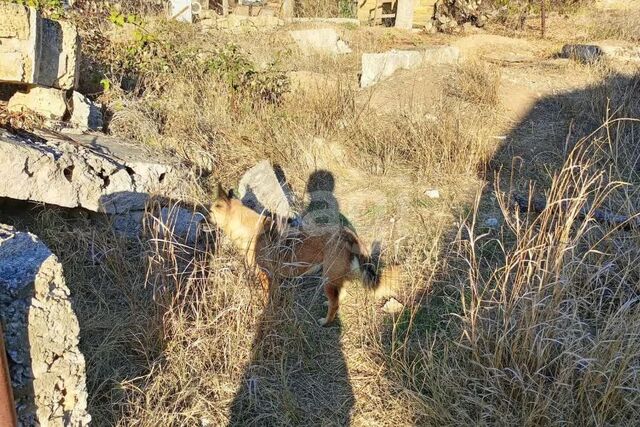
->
343 229 399 299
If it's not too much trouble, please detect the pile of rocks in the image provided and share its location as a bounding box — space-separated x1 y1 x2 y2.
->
0 2 102 132
426 0 492 32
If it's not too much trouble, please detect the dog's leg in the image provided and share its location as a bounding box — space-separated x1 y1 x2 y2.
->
318 281 341 326
255 266 271 302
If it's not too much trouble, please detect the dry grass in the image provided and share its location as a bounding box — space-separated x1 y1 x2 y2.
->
5 8 639 426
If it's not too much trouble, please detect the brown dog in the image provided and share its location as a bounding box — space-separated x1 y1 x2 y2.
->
210 184 395 326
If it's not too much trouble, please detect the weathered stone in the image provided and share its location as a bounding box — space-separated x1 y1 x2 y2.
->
113 206 206 244
382 298 404 314
7 86 68 120
360 46 460 88
562 42 640 63
423 45 460 64
0 224 91 426
0 3 39 84
238 160 295 219
395 0 416 29
39 18 81 90
361 50 423 88
68 91 103 132
425 189 440 198
289 29 352 56
0 129 191 214
0 3 80 89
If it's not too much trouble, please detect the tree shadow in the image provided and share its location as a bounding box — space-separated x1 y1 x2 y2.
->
228 168 356 426
379 70 640 424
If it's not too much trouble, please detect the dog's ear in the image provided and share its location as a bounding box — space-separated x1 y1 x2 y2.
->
217 183 228 201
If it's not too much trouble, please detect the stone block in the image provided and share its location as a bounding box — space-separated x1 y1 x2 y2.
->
0 2 80 89
7 86 68 120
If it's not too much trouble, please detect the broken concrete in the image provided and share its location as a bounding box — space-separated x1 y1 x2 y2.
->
0 224 91 426
289 29 352 56
7 86 68 120
562 41 640 63
360 46 460 88
0 129 191 214
238 160 296 219
0 2 80 89
68 91 103 132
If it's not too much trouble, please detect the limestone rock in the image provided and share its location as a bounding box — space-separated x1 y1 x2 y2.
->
0 129 191 214
425 189 440 198
360 47 459 88
7 86 68 120
0 224 91 426
68 91 103 132
382 298 405 314
361 50 423 88
238 160 295 219
289 29 352 56
0 2 79 89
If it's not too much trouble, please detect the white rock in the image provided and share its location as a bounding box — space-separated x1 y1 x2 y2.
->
382 298 405 314
289 29 352 56
360 50 424 88
238 160 295 219
425 189 440 198
360 46 460 88
69 91 103 131
7 86 67 120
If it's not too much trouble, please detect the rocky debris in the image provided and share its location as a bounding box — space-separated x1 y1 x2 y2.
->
395 0 415 29
68 91 103 132
7 86 68 120
0 129 191 215
425 189 440 199
238 160 296 219
289 29 352 56
360 46 460 88
429 0 492 32
200 14 284 32
561 42 640 63
382 298 405 314
0 224 90 426
0 2 79 90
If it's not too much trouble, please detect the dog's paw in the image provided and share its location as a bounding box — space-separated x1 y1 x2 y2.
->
317 317 329 327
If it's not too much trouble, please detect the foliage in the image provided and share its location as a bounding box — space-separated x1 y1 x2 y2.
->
6 0 64 18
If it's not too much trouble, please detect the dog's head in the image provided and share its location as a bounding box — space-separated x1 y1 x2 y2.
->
210 183 239 229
